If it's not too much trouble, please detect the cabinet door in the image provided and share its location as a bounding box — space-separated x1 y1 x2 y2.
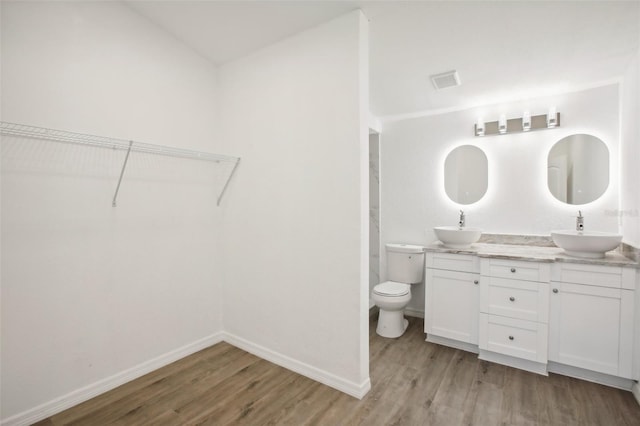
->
549 282 633 377
425 269 479 344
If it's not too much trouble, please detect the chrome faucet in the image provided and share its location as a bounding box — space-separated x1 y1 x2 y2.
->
458 210 466 228
576 210 584 231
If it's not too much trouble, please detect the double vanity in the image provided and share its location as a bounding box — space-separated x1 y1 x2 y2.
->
424 233 638 389
421 128 639 390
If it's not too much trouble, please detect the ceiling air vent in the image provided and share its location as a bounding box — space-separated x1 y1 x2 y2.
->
430 70 461 90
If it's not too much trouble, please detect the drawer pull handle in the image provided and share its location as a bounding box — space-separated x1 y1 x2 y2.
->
510 268 516 273
509 296 515 302
473 280 479 285
553 288 559 293
508 335 514 341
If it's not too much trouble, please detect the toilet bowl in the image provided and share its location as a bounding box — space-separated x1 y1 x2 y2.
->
372 281 411 338
372 244 425 338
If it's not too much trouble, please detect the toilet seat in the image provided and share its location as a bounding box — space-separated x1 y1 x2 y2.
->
373 281 410 297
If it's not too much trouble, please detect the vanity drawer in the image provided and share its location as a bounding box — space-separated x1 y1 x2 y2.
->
481 259 550 282
479 314 548 363
426 253 478 273
553 263 624 289
480 277 549 322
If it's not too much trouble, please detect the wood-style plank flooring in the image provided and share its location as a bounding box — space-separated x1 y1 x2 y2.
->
36 316 640 425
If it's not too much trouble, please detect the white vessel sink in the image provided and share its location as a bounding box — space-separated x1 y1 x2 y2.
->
434 226 482 249
551 230 622 259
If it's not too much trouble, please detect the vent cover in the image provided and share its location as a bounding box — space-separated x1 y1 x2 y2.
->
430 70 461 90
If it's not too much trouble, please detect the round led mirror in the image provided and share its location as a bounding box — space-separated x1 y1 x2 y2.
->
547 134 609 204
444 145 488 205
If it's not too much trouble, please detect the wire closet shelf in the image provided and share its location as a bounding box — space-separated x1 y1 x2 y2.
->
0 121 241 207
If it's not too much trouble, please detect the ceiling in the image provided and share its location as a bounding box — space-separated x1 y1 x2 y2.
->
126 1 640 118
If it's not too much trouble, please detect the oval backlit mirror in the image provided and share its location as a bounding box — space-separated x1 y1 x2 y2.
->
444 145 488 205
547 134 609 205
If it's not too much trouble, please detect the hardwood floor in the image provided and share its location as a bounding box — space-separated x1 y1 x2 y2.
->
36 316 640 425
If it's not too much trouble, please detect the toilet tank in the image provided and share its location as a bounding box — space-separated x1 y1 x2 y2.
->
386 243 426 284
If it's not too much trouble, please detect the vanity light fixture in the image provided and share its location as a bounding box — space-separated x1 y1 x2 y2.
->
473 109 560 137
522 111 531 131
498 114 507 134
475 118 485 136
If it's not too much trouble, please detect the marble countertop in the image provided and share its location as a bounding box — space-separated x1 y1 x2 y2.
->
425 242 639 267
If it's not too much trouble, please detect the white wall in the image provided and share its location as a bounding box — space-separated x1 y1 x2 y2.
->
217 10 371 397
620 48 640 390
621 50 640 248
380 84 620 314
1 2 224 421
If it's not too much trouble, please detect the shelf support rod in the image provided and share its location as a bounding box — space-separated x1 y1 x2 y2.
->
217 158 241 206
112 141 133 207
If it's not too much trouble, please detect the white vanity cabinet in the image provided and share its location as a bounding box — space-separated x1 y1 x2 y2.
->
424 252 480 351
423 245 638 386
478 258 551 373
549 263 636 379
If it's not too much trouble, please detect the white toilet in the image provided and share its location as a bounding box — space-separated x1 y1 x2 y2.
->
372 243 425 338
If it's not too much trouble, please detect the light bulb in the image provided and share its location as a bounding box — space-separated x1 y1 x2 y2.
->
547 107 557 128
475 118 485 136
498 114 507 134
522 111 531 131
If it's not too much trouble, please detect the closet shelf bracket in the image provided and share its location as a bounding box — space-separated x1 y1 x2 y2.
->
112 141 133 207
217 157 240 206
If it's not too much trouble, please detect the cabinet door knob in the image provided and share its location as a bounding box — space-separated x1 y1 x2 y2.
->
510 268 516 273
509 296 515 302
508 335 514 341
473 280 479 285
553 288 559 293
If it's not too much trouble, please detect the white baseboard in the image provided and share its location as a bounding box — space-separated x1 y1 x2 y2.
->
479 350 548 376
404 308 424 319
222 332 371 400
1 332 224 426
547 362 634 391
633 382 640 406
426 335 479 354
